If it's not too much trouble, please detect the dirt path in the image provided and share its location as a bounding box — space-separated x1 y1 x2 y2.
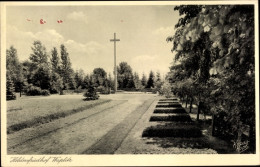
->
8 93 157 154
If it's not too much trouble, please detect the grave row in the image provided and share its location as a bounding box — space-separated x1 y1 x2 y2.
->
142 97 202 138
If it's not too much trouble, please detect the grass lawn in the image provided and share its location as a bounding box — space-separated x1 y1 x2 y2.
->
7 94 110 133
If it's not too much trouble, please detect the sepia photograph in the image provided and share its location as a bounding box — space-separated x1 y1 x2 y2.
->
1 1 259 166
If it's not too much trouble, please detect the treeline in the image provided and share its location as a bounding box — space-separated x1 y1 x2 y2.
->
117 62 163 91
167 5 255 153
6 40 164 99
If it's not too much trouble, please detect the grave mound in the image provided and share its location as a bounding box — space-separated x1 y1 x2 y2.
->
142 124 202 138
149 115 192 122
154 108 187 114
156 104 182 108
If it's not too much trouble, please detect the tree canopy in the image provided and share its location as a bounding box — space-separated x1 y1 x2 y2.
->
167 5 255 153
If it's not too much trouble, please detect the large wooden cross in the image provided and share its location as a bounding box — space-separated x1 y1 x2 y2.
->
110 33 120 93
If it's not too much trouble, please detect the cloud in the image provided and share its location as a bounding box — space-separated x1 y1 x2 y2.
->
64 39 114 73
130 54 171 76
65 40 103 56
153 26 175 36
67 11 87 23
6 25 36 60
6 25 112 74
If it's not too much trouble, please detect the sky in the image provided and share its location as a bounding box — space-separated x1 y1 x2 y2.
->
6 5 180 77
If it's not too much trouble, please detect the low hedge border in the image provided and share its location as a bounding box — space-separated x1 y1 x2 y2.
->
157 101 179 104
156 104 182 108
149 115 192 122
154 108 187 114
159 98 177 101
142 125 202 138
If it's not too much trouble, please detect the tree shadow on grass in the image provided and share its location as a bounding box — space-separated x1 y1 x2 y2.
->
144 131 236 154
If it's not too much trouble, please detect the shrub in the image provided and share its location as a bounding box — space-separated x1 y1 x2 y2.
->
97 86 110 94
159 82 173 98
149 115 192 122
157 101 179 104
154 108 187 114
41 89 50 96
25 84 50 96
159 98 178 101
83 85 99 100
25 85 42 96
142 124 202 138
156 103 182 108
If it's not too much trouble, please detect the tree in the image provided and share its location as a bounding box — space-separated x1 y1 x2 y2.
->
31 65 52 90
50 47 60 74
50 72 63 94
74 69 85 89
168 5 255 153
29 41 48 65
60 44 75 90
92 68 107 87
27 41 53 92
133 72 142 89
82 74 90 89
6 73 16 100
117 62 134 89
146 71 155 88
141 73 147 88
6 46 26 97
154 71 163 93
83 78 99 100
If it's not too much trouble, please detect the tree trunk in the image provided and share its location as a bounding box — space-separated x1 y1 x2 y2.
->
60 88 63 95
185 95 188 108
211 114 215 136
197 102 201 121
189 98 193 113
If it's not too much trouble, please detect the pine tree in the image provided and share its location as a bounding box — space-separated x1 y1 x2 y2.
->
6 73 16 100
146 71 155 88
141 73 147 88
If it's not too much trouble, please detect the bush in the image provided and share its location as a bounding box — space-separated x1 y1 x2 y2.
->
25 84 50 96
156 103 182 108
149 115 192 122
26 85 42 96
41 89 50 96
83 85 99 100
154 108 187 114
159 82 173 98
97 86 110 94
142 124 202 138
157 101 179 104
159 98 178 101
7 93 16 100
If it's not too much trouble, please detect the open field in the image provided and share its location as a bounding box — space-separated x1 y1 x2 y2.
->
7 94 111 133
7 93 158 154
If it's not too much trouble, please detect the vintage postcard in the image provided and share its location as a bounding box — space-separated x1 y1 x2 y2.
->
1 1 259 166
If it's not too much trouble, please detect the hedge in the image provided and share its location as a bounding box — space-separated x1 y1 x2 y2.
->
142 124 202 138
159 98 178 101
154 108 187 114
149 115 192 122
156 104 182 108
